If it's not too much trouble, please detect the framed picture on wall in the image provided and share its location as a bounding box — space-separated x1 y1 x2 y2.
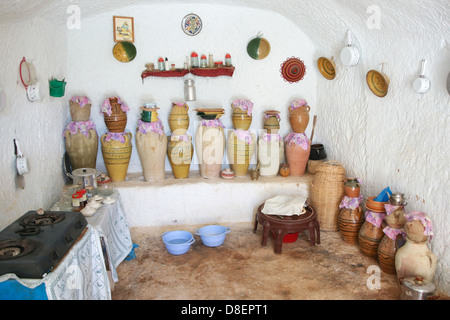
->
113 16 134 43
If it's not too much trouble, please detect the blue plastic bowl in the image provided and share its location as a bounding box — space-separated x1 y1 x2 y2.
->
195 225 231 247
161 231 195 255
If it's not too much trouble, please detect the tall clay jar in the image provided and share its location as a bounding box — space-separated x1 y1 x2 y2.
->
258 133 284 177
167 134 193 179
263 110 281 133
101 132 132 182
338 205 364 244
69 96 92 122
358 211 386 258
195 118 226 179
136 119 167 182
284 132 311 176
231 99 253 130
169 103 190 135
288 99 310 133
227 129 256 177
101 97 130 133
64 121 98 170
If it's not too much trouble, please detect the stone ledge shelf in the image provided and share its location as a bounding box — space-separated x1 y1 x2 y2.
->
113 171 312 228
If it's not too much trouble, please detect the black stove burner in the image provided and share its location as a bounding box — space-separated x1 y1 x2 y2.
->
0 210 88 279
0 239 36 260
21 212 65 227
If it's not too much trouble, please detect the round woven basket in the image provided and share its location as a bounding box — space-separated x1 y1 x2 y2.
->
309 161 346 231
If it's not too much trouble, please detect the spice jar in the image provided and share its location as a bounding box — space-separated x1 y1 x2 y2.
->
225 53 232 67
77 189 88 207
201 55 207 68
190 52 199 68
158 57 165 71
72 193 83 212
208 54 214 68
214 61 223 68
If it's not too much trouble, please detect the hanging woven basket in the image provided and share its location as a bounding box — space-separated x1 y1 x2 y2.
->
309 161 346 231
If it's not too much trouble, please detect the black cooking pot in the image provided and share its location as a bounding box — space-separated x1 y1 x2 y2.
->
309 144 327 160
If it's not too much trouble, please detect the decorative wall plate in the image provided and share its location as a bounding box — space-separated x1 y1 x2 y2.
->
113 41 137 63
182 13 202 36
317 57 336 80
366 69 389 97
247 36 271 60
280 57 306 83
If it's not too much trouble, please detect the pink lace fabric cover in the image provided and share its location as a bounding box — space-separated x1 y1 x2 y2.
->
289 99 308 112
201 119 225 128
262 133 281 142
70 96 91 108
101 97 130 116
232 99 253 116
383 226 406 241
365 211 386 228
173 102 189 109
104 132 129 143
63 121 97 138
405 211 434 239
233 129 254 145
339 194 363 210
284 132 309 150
137 119 164 135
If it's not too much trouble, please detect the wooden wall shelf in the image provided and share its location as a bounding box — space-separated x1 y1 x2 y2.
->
141 67 235 81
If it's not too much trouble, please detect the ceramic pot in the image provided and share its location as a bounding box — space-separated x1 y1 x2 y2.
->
279 163 289 177
377 234 398 275
69 99 91 122
309 144 327 160
232 108 252 130
101 132 132 182
104 98 127 133
285 139 311 176
263 110 280 133
226 130 256 177
136 131 167 182
385 207 407 229
338 206 364 244
258 136 284 177
167 135 193 179
344 178 361 198
358 220 386 257
289 105 310 133
395 239 437 283
195 124 225 179
169 103 189 135
65 130 98 170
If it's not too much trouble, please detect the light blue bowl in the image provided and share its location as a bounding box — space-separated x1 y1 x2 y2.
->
161 231 195 255
195 225 231 247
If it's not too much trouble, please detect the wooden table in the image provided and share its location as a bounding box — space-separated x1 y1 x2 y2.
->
253 203 320 254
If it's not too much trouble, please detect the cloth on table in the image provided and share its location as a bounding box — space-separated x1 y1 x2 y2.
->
261 195 308 216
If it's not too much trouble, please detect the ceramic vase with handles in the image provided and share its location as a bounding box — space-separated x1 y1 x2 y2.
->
102 97 129 133
168 133 193 179
284 132 310 176
136 119 167 182
258 133 284 177
64 121 98 170
288 99 310 133
101 132 132 182
195 118 226 179
69 96 92 122
395 212 436 284
227 130 256 177
263 110 281 133
231 99 253 130
169 103 190 135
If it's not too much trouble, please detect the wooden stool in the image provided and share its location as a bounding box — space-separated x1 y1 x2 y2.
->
253 203 320 254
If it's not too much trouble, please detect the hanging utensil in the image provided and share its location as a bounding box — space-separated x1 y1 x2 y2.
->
14 139 28 189
413 59 431 94
340 30 360 67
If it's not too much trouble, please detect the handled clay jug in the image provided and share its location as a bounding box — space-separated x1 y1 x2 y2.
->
101 132 132 182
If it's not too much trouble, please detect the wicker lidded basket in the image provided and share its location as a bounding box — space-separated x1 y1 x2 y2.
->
309 161 346 231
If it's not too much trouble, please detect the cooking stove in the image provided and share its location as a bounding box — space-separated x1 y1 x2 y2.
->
0 211 87 279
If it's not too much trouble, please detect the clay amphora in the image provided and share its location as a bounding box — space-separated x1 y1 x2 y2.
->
104 98 127 132
285 139 311 176
167 134 193 179
258 135 284 177
338 206 364 244
195 123 225 179
65 129 98 170
378 235 398 275
226 130 256 177
169 103 189 135
136 131 167 182
289 105 310 133
101 132 132 182
358 220 386 257
263 110 281 133
232 108 252 130
69 97 91 122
